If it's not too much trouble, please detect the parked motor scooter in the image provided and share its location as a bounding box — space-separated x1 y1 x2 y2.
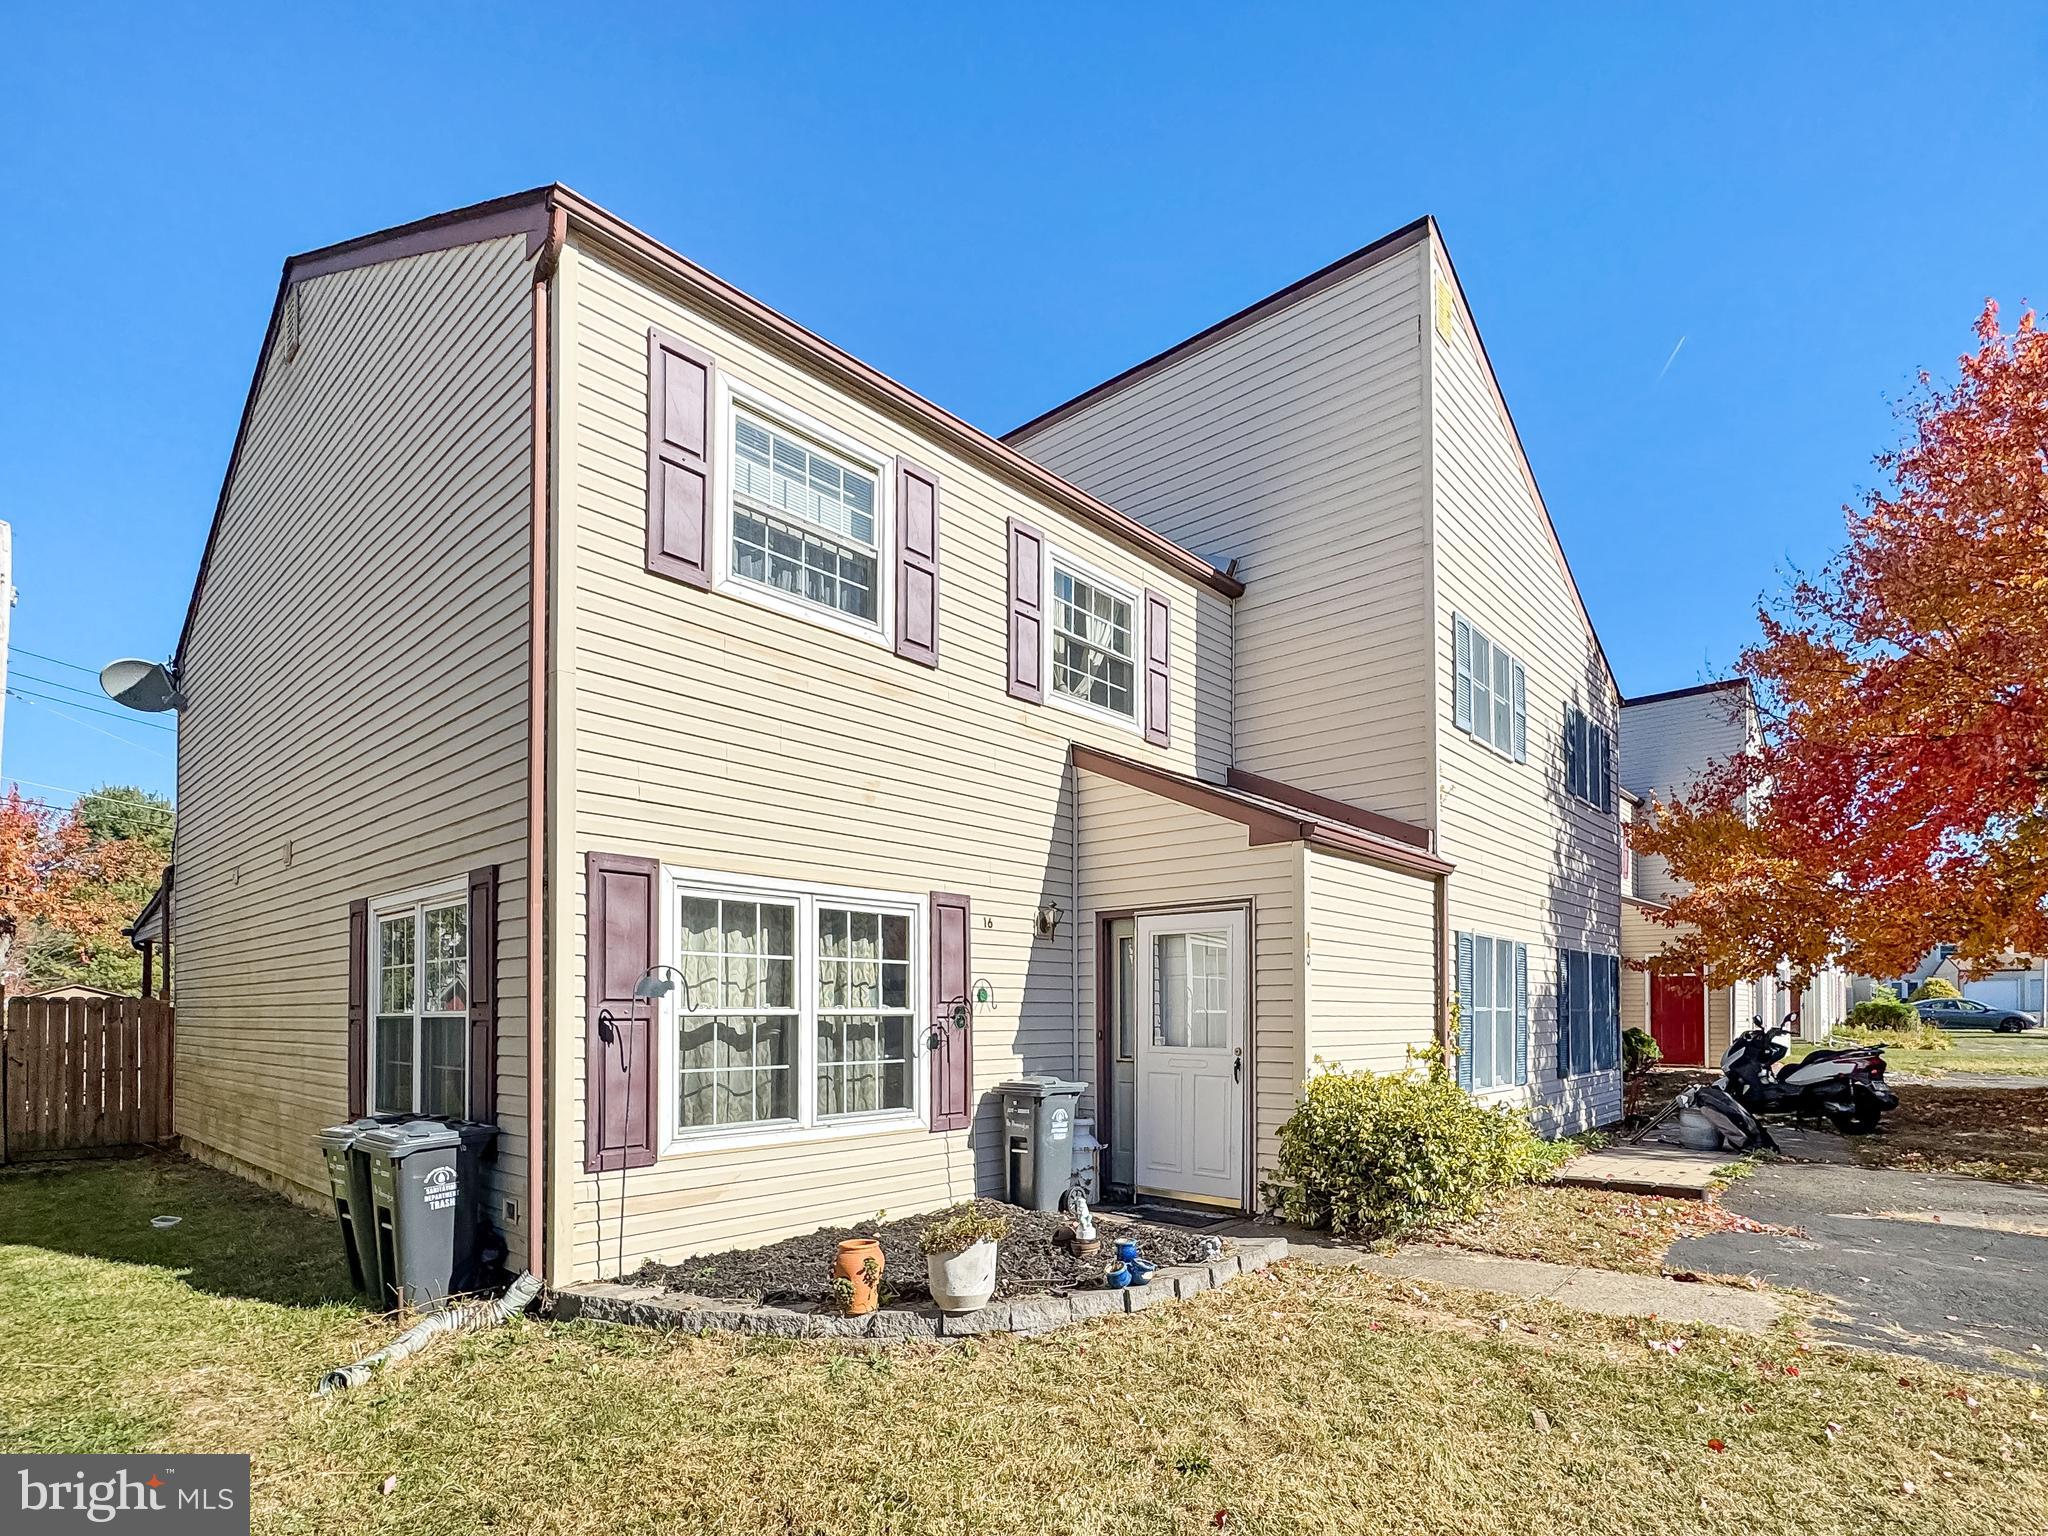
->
1721 1013 1898 1135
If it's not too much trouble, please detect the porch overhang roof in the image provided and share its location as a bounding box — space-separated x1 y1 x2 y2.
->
1072 746 1452 879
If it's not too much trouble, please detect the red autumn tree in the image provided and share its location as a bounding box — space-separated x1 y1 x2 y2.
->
0 786 172 992
1634 301 2048 983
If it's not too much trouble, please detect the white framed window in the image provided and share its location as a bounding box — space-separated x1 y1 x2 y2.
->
1045 549 1140 727
660 869 925 1148
1453 615 1528 762
369 882 468 1117
1457 930 1527 1091
713 378 894 647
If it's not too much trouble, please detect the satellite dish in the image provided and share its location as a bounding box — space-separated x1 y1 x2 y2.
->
100 658 183 714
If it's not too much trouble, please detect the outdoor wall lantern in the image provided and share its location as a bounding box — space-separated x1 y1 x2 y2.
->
1035 902 1064 939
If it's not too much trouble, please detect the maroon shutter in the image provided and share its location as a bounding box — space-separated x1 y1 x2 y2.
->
346 898 369 1117
1006 520 1045 702
929 891 973 1132
1143 588 1172 747
894 457 941 666
585 852 660 1171
646 328 713 588
467 864 499 1123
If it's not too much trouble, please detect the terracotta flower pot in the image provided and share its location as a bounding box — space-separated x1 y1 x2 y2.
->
832 1237 885 1315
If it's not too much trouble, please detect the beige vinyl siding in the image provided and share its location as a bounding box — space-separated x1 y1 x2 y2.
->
1620 898 1664 1040
1303 849 1438 1073
1427 242 1622 1134
546 237 1235 1281
1013 244 1436 826
1073 769 1302 1182
174 234 535 1232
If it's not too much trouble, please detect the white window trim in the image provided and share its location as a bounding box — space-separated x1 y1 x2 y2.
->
365 877 469 1118
1042 543 1144 735
1464 930 1524 1092
656 866 928 1155
711 375 897 651
1455 615 1527 763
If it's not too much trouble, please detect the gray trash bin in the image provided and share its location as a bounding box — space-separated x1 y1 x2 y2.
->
358 1119 499 1311
994 1075 1087 1212
316 1117 393 1298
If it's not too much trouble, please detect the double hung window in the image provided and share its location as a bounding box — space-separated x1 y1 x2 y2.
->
371 892 467 1117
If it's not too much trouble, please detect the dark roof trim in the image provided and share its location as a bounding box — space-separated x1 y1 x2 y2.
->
1622 678 1751 709
1005 217 1432 442
175 185 1243 667
1225 765 1433 852
1074 745 1452 878
549 186 1241 599
124 863 173 948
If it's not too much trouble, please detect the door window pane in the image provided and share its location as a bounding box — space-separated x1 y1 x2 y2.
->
1153 933 1191 1047
1114 930 1136 1061
1189 934 1229 1049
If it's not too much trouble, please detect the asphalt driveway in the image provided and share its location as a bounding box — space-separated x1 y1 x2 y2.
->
1670 1148 2048 1375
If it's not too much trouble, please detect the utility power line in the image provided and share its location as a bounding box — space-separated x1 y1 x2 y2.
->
7 645 98 677
7 685 176 731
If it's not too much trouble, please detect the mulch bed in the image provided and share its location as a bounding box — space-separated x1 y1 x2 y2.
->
630 1200 1220 1306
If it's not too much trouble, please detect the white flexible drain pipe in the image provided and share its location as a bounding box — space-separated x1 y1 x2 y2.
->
316 1272 542 1395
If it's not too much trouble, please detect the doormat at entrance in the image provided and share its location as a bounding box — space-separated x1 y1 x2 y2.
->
1114 1202 1232 1230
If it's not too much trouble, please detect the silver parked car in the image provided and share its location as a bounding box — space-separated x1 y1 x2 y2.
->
1912 997 2038 1033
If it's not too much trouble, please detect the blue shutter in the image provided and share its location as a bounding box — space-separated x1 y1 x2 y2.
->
1598 954 1622 1069
1556 952 1572 1079
1565 707 1582 800
1514 944 1530 1085
1455 931 1475 1091
1511 662 1528 763
1454 618 1473 732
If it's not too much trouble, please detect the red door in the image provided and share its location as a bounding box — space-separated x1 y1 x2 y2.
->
1650 970 1707 1066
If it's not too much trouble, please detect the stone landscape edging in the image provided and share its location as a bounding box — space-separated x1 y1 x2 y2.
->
550 1235 1291 1341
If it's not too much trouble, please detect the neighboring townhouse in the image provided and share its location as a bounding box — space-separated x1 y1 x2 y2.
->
1011 218 1626 1136
168 186 1493 1289
1617 680 1850 1059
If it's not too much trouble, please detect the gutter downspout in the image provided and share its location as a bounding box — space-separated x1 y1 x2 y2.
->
526 204 566 1282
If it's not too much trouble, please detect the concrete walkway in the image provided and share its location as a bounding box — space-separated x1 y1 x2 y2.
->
1214 1222 1782 1332
1551 1144 1730 1198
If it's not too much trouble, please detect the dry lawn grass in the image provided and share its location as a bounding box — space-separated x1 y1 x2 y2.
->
5 1154 2047 1535
1432 1182 1790 1278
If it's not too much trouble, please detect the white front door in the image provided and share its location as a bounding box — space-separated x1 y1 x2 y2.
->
1133 909 1248 1206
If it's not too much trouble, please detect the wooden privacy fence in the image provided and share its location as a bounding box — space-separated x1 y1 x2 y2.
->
1 996 174 1162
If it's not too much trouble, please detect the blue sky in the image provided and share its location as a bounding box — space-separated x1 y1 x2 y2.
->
3 3 2042 811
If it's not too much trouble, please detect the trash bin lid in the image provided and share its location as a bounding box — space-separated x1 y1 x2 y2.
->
992 1075 1088 1098
356 1118 463 1157
314 1117 387 1149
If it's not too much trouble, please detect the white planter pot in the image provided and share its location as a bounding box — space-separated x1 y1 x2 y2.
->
926 1238 999 1313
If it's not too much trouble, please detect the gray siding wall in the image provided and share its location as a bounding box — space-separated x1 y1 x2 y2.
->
175 235 536 1234
1618 687 1754 904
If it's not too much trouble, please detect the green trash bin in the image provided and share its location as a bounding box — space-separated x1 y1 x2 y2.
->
358 1119 500 1311
994 1076 1087 1212
316 1117 393 1299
